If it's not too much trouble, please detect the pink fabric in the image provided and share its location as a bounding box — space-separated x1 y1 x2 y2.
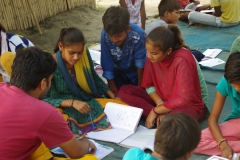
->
119 85 155 118
0 83 73 160
178 0 190 8
195 118 240 155
141 48 205 115
119 85 206 121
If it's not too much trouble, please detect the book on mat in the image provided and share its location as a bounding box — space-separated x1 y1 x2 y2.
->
202 49 222 59
199 49 225 67
50 139 114 160
199 58 225 67
118 125 156 151
86 102 143 143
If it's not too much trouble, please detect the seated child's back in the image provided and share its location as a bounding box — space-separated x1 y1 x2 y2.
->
123 113 201 160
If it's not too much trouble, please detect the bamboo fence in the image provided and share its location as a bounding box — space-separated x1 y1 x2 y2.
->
0 0 96 32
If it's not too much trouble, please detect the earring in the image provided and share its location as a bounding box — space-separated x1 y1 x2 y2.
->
167 52 170 55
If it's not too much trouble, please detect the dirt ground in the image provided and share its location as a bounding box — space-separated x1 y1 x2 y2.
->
11 0 210 53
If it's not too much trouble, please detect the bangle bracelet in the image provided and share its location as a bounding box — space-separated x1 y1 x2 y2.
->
152 108 159 115
218 139 227 147
156 99 164 106
68 99 73 108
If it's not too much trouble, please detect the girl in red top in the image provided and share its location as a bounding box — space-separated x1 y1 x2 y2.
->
119 25 206 128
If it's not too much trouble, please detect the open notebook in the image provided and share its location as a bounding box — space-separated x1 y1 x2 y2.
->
86 102 143 143
199 49 225 67
119 125 155 151
51 139 114 159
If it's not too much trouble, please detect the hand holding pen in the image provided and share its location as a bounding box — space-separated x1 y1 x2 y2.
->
72 100 91 114
71 100 96 130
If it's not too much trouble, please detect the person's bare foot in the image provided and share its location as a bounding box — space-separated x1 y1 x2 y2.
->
189 21 195 25
195 23 206 26
189 21 206 26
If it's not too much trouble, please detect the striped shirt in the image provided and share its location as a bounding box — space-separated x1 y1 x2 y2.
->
7 33 34 53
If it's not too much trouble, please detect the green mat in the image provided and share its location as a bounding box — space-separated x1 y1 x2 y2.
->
99 22 240 160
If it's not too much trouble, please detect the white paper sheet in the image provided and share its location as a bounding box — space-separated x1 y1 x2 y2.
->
199 58 225 67
89 49 101 64
86 129 134 143
203 49 222 59
104 102 143 132
119 125 155 151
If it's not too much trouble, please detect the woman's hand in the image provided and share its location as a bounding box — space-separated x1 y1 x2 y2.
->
115 96 121 100
156 113 167 126
145 109 158 128
220 142 234 159
72 100 91 114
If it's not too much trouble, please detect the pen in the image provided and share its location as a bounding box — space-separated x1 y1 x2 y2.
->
88 112 96 129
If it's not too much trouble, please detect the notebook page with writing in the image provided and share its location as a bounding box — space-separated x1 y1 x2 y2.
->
89 139 114 159
50 139 114 159
119 125 155 151
104 102 143 132
86 102 143 143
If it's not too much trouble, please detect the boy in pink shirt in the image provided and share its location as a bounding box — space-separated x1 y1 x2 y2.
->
0 47 96 159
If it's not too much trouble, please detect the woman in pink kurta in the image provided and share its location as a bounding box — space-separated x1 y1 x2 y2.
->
119 25 206 128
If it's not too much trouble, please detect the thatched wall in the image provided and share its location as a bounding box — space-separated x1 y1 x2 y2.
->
0 0 96 31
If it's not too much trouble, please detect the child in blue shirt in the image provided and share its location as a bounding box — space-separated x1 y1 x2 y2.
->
123 113 201 160
101 6 146 94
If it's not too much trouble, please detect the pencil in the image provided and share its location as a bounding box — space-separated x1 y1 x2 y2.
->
88 112 96 129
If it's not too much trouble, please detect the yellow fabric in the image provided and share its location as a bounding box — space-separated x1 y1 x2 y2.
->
211 0 240 23
57 108 70 122
95 98 127 108
31 142 98 160
74 47 92 94
30 143 53 160
53 154 98 160
0 51 16 76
